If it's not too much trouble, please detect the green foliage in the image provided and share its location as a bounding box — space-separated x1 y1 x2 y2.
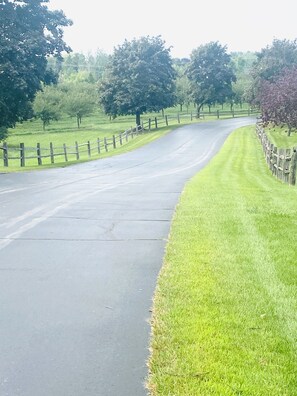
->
187 42 236 114
33 85 63 130
0 0 71 134
0 127 8 142
149 126 297 395
62 82 97 128
60 50 109 81
231 52 257 106
99 36 176 125
175 74 191 111
250 39 297 105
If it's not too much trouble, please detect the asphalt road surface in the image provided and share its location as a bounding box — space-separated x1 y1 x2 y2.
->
0 118 255 396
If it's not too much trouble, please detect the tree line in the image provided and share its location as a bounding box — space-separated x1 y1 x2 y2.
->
1 0 296 141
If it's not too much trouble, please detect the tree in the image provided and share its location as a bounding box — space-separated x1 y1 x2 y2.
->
176 75 191 112
33 85 62 130
249 39 297 105
62 82 97 128
260 67 297 136
99 36 176 126
0 0 72 140
187 42 236 117
231 52 257 108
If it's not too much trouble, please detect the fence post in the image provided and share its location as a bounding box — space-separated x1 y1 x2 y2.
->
191 112 193 121
3 142 8 167
148 118 151 131
126 130 129 142
290 147 297 185
63 143 68 162
279 149 284 181
20 143 25 167
37 143 42 166
165 115 168 126
75 141 79 160
285 148 291 183
155 117 158 129
119 133 122 145
87 141 91 157
97 138 101 154
217 110 220 119
50 142 54 164
104 137 108 152
112 135 116 149
177 113 180 124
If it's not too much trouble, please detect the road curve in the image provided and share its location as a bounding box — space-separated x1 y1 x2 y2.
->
0 118 254 396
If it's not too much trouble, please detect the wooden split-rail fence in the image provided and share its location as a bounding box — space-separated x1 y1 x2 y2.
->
0 124 147 168
256 123 297 185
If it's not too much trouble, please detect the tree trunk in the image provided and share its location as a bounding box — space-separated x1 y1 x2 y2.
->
77 115 80 128
196 103 204 118
180 104 183 112
136 112 141 127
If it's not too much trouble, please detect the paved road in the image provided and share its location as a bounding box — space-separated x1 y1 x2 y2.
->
0 118 254 396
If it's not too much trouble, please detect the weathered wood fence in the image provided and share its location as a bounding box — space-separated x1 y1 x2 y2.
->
0 109 258 168
256 122 297 185
0 125 145 168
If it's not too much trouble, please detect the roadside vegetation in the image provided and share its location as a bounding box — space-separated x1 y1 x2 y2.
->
0 103 253 172
265 125 297 147
148 125 297 395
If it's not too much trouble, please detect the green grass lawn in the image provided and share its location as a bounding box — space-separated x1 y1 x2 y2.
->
265 125 297 148
148 125 297 395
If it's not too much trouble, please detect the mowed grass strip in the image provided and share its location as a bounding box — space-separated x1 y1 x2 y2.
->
148 126 297 395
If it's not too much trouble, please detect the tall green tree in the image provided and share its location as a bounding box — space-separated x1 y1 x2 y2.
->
99 36 176 126
187 42 236 116
0 0 72 140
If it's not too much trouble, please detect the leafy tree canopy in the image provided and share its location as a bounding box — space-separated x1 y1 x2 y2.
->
250 39 297 105
187 42 236 114
260 67 297 136
99 36 176 126
254 39 297 82
33 85 63 130
0 0 72 140
61 82 97 128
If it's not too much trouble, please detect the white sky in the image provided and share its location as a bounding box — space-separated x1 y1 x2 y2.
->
48 0 297 58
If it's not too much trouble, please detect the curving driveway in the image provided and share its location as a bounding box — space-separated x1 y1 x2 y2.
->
0 118 254 396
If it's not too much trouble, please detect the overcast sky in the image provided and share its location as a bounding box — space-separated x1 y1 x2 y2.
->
48 0 297 58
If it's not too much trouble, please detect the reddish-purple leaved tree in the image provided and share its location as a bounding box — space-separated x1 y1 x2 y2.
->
260 67 297 136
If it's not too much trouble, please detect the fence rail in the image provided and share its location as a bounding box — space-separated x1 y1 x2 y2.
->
256 122 297 185
0 109 258 168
